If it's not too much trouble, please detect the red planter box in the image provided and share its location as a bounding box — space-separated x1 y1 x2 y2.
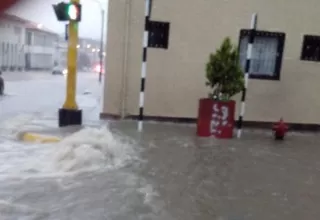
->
196 98 235 138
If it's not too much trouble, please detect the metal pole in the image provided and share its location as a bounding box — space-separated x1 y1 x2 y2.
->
63 8 79 109
137 0 152 132
98 9 104 83
237 13 257 138
58 0 82 127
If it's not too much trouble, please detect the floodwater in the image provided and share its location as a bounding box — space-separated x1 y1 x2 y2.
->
1 73 320 219
1 116 320 219
0 117 155 220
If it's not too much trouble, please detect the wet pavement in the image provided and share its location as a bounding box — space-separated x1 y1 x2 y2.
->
1 72 320 219
0 71 102 122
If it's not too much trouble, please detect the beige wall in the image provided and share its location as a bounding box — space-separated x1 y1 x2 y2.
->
103 0 320 124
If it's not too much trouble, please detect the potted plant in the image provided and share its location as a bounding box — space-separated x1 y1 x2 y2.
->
197 37 244 138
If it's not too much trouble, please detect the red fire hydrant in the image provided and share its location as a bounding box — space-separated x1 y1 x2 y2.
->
272 118 289 140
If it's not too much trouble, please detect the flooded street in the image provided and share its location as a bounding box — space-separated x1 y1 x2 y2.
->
1 73 320 219
120 122 320 220
0 117 166 219
0 72 165 219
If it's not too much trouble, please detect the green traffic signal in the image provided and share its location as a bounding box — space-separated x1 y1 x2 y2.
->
67 4 78 20
53 2 81 22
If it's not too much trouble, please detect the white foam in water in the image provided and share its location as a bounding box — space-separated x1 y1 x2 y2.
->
138 184 159 204
54 126 137 173
0 114 36 138
0 126 138 179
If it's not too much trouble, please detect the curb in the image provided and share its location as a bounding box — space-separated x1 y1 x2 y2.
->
20 132 61 143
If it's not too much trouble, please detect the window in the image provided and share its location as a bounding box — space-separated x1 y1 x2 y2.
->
33 32 46 46
301 35 320 61
239 30 285 80
148 21 170 49
14 26 22 43
25 31 32 45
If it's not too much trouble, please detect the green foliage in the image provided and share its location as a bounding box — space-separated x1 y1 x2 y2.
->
205 37 244 100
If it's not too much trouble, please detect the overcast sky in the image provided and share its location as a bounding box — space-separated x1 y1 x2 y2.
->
7 0 108 40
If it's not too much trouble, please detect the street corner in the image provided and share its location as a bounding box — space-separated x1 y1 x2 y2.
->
18 131 61 143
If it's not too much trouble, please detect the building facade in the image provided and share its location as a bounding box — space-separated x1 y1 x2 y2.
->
0 13 58 71
101 0 320 126
56 35 68 68
0 14 25 71
24 26 58 70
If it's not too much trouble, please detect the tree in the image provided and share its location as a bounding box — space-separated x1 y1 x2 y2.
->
205 37 244 100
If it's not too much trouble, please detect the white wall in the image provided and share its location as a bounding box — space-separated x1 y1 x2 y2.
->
25 29 58 70
0 20 25 70
0 19 59 71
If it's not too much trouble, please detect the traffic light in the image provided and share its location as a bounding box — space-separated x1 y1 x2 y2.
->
53 2 82 22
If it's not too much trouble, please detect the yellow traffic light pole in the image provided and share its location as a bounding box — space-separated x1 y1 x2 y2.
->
63 17 78 109
58 0 82 127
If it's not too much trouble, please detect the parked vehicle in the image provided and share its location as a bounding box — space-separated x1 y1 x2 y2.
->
0 71 4 95
52 65 68 75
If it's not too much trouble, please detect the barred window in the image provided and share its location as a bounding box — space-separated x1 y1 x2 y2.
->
239 30 285 80
301 35 320 62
